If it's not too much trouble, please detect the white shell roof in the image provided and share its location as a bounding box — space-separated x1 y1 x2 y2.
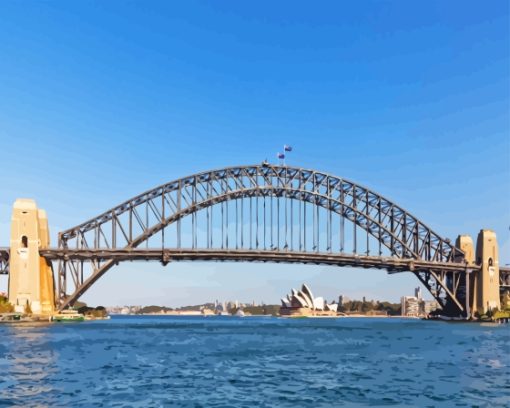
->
313 296 324 311
301 284 315 307
291 294 308 308
281 298 291 308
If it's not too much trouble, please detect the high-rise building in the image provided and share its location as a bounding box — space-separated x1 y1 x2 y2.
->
401 296 420 316
338 295 350 306
415 287 422 300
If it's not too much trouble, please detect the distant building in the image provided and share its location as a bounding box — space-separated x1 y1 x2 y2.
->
422 300 439 315
281 284 338 316
216 302 225 313
401 296 419 317
415 287 422 300
401 295 439 317
338 295 350 306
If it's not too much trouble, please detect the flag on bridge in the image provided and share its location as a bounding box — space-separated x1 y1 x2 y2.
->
284 145 292 152
277 152 285 159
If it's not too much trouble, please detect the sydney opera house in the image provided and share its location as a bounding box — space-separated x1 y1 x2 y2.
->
280 284 339 317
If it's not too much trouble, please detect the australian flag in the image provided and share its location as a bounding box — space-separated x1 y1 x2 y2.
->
277 152 285 159
284 145 292 152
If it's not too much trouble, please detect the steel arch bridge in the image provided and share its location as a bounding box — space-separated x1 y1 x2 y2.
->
39 163 478 315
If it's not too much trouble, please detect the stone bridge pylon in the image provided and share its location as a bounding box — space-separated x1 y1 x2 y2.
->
7 199 55 315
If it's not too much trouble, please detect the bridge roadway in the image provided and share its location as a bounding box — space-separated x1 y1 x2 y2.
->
1 247 509 285
40 248 475 273
1 246 509 272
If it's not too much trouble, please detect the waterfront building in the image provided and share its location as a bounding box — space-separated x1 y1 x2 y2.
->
401 295 439 317
401 296 420 317
422 300 439 315
215 302 225 314
280 284 338 317
201 307 214 316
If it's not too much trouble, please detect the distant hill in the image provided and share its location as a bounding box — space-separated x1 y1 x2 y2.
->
177 303 215 311
138 305 174 314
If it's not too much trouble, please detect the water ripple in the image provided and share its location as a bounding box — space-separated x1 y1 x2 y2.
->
0 316 508 407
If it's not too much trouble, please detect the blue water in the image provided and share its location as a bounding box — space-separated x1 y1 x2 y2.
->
0 316 508 407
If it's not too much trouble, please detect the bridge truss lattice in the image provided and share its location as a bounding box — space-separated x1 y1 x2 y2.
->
53 164 470 314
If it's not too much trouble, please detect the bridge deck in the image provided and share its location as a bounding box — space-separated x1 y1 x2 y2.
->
40 248 473 273
1 247 509 275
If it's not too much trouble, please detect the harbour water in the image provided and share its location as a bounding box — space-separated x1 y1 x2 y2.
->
0 316 508 407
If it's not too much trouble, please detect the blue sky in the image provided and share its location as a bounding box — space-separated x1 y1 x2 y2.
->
0 1 508 306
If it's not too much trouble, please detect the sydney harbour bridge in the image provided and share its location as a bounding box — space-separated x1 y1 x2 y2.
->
0 164 508 318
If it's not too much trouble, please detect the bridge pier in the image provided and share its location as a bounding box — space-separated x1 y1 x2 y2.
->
476 230 500 314
456 230 500 317
8 199 55 315
456 235 475 318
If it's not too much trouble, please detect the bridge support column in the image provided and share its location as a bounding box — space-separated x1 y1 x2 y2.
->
475 230 500 315
456 235 475 318
8 199 55 315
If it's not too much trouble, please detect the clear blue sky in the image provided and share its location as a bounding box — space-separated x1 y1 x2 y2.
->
0 1 508 306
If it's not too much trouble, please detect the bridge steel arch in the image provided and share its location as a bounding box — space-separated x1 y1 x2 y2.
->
55 164 467 314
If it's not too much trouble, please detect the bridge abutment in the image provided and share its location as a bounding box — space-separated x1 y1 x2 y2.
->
457 230 501 317
456 235 475 317
8 199 55 315
475 229 500 315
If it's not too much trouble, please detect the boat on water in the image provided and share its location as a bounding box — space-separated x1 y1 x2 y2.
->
0 313 23 322
235 309 245 317
52 310 85 322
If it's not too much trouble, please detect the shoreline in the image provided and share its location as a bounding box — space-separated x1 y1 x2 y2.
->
120 313 416 318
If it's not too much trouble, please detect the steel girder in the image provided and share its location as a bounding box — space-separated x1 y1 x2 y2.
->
0 248 8 275
56 164 467 313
